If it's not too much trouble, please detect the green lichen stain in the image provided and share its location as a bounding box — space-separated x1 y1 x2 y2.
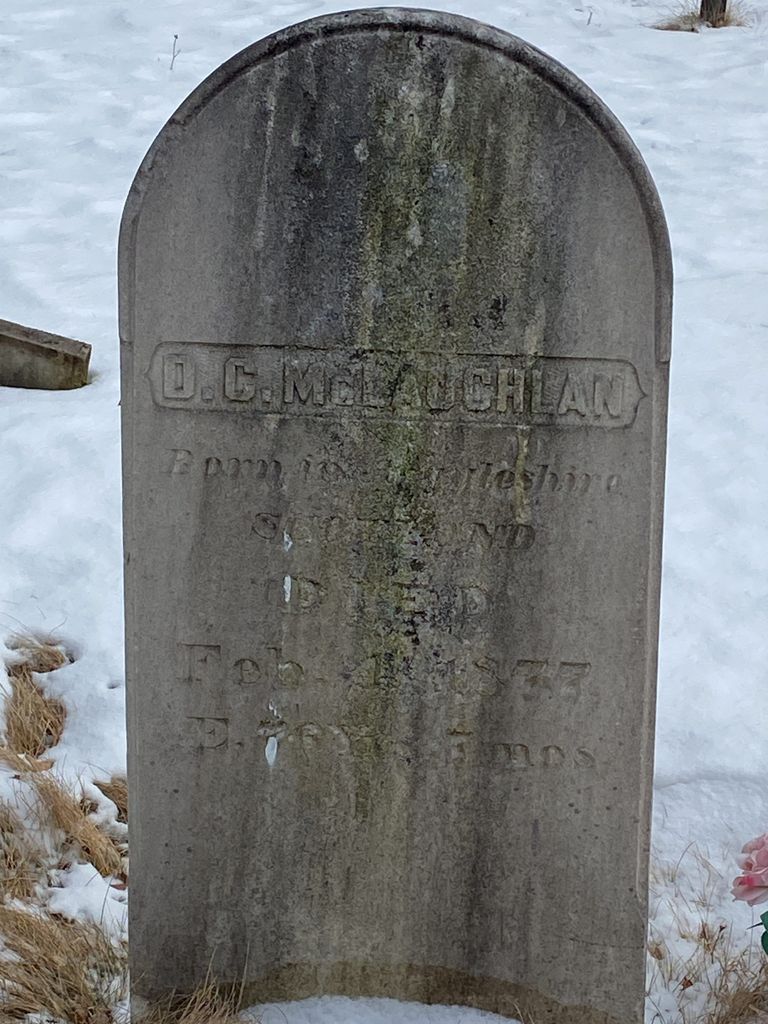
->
342 417 436 820
337 36 551 821
340 42 440 819
352 40 494 352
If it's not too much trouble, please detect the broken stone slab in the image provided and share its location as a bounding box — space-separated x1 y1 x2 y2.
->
0 318 91 390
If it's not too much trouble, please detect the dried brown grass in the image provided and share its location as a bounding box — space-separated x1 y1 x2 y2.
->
647 846 768 1024
0 800 47 901
0 639 242 1024
647 922 768 1024
655 1 752 30
2 637 68 761
0 746 53 774
705 958 768 1024
94 776 128 824
3 663 66 760
141 982 244 1024
6 635 70 675
30 774 124 879
0 903 126 1024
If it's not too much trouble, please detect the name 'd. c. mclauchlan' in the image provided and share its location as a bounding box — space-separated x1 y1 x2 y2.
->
149 342 645 428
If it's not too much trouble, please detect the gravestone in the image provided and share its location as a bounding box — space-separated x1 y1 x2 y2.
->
119 10 671 1024
0 318 90 389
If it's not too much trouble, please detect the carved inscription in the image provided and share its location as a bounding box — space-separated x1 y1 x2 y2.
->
265 577 491 623
476 658 592 701
150 343 644 427
182 643 221 683
183 714 597 772
451 740 597 770
188 716 229 749
165 449 623 501
251 510 535 552
233 650 305 687
178 643 590 705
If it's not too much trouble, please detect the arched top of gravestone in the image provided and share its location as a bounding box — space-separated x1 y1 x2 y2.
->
120 6 672 363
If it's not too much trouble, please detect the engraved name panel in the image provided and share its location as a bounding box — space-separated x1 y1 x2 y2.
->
150 342 644 428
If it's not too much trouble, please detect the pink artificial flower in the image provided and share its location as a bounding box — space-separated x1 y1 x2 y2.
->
732 833 768 906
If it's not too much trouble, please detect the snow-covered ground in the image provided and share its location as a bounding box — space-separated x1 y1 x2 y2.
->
249 997 513 1023
0 0 767 1021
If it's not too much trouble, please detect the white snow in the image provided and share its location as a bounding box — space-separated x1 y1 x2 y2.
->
248 997 513 1023
46 861 127 938
1 0 767 1021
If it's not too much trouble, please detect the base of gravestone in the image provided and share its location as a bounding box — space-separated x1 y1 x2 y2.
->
230 963 626 1024
0 318 91 389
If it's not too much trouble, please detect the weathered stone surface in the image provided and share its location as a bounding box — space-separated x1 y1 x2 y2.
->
0 319 90 389
119 10 671 1024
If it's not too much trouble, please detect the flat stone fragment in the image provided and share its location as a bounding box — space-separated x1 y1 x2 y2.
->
120 10 672 1024
0 318 91 389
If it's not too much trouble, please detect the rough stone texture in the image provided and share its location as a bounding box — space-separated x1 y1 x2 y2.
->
119 10 671 1024
0 319 90 389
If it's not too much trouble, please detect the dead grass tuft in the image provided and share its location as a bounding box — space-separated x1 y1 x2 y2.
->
30 774 124 879
3 664 66 760
0 903 126 1024
6 635 70 675
647 844 768 1024
94 776 128 824
656 10 708 30
0 746 53 774
1 635 68 761
655 1 752 30
0 801 48 901
705 958 768 1024
712 966 768 1024
142 982 244 1024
